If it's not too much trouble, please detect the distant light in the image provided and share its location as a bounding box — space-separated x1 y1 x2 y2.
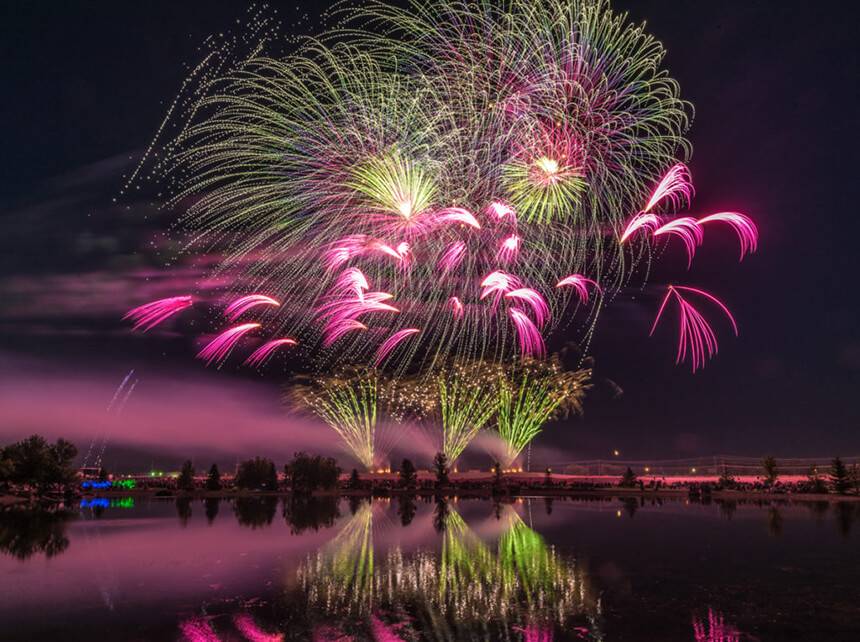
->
691 467 697 473
616 510 622 518
644 467 650 473
613 449 620 457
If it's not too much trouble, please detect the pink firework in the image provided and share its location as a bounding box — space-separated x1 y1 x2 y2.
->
556 274 601 303
123 295 193 331
509 308 545 358
244 338 298 367
653 217 704 266
480 270 521 301
505 288 550 327
323 319 367 347
232 614 285 642
644 163 694 213
497 234 521 263
697 211 759 260
619 213 660 243
651 286 738 372
178 617 220 642
433 206 481 229
322 234 368 270
331 268 370 300
197 323 261 366
448 296 465 319
375 328 420 365
438 240 467 272
488 201 516 222
224 294 280 321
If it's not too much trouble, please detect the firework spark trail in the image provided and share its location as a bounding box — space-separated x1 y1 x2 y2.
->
435 361 501 463
244 338 298 367
505 288 550 328
488 201 516 222
438 240 468 272
644 163 694 213
323 319 368 347
692 609 742 642
123 296 192 331
497 234 521 263
619 213 660 243
509 308 545 358
83 369 137 470
556 274 601 304
653 217 704 266
224 294 280 321
432 207 481 229
697 212 759 260
448 296 465 319
331 268 370 300
480 271 522 311
197 323 260 366
375 328 420 366
495 359 590 466
293 371 381 469
651 286 738 372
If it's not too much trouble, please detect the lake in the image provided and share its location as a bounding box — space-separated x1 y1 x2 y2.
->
1 495 859 641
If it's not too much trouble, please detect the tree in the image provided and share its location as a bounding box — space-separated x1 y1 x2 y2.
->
762 456 778 486
433 452 449 487
808 466 828 494
205 464 222 491
544 467 553 487
492 461 503 488
398 459 417 489
284 452 340 492
236 457 278 491
619 467 637 488
2 435 78 494
98 467 109 482
718 465 736 489
177 460 195 492
830 457 850 494
852 464 860 495
347 468 361 490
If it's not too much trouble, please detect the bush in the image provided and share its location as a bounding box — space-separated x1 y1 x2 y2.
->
235 457 278 491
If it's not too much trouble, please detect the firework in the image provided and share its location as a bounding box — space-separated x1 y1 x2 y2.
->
224 294 280 321
697 212 758 260
650 286 738 372
375 328 420 366
243 338 298 368
292 369 401 469
135 0 694 373
123 296 192 331
509 309 546 358
197 323 260 367
653 217 704 267
495 358 591 466
555 274 601 304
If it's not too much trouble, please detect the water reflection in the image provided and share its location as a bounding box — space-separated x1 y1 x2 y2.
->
0 508 72 559
233 496 278 529
291 500 602 640
692 608 743 642
282 495 340 534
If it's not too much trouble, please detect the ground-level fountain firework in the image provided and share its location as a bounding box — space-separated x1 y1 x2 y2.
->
120 0 759 468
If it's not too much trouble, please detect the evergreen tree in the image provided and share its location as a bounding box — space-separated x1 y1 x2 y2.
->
347 468 361 490
807 466 828 494
398 458 417 489
177 460 195 492
433 452 449 487
205 464 222 491
830 457 850 494
619 467 637 488
762 456 778 486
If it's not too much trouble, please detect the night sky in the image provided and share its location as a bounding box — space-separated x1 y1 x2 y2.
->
1 1 858 471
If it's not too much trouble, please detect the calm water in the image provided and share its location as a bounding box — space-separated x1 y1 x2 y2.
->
1 495 859 641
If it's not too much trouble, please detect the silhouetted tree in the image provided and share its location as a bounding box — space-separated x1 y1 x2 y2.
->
491 461 502 490
718 465 736 489
177 460 195 492
398 459 417 489
284 452 340 492
619 467 637 488
544 467 553 487
206 464 222 491
433 452 449 487
2 435 78 494
808 466 828 494
235 457 278 491
98 467 109 482
830 457 850 494
347 468 361 490
762 456 778 486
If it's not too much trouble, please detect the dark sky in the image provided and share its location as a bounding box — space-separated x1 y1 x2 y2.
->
1 1 858 470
